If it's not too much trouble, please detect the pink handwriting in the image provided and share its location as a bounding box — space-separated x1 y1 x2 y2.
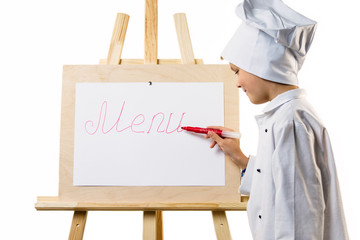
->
85 101 186 135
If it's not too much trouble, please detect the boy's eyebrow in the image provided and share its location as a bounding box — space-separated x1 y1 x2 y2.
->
230 66 237 72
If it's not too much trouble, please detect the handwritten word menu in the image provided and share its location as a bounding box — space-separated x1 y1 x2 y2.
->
73 82 224 186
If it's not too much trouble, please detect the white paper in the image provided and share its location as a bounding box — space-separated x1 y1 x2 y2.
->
73 82 224 186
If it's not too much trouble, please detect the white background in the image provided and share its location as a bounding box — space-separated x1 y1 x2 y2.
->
0 0 359 239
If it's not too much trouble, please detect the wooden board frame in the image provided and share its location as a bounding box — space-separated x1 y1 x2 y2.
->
59 64 240 204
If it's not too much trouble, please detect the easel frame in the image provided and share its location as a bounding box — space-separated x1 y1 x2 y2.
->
35 1 248 239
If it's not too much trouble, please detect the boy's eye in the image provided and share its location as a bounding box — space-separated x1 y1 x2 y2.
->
234 70 239 75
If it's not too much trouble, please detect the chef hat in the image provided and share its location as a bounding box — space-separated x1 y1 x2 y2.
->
221 0 317 85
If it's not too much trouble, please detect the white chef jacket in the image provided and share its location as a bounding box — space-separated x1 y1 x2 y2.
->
240 89 349 240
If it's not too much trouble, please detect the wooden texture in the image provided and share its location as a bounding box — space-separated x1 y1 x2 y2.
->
145 0 158 64
174 13 195 64
36 196 247 211
143 211 163 240
241 194 249 203
212 211 231 240
68 211 88 240
58 64 239 203
155 211 163 240
100 58 203 65
107 13 129 64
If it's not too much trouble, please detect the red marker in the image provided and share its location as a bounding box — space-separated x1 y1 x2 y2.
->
181 126 241 139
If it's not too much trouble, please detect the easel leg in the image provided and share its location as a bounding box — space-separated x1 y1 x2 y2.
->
156 211 163 239
143 211 163 240
212 211 231 240
69 211 88 240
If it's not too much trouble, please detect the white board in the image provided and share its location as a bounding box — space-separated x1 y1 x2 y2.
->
73 82 224 186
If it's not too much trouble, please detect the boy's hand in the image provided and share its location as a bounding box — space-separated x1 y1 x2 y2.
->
205 126 248 169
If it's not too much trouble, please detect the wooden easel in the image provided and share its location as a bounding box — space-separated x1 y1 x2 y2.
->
35 0 248 239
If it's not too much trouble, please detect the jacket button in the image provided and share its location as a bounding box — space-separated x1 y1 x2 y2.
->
259 215 262 219
257 169 261 173
265 129 268 133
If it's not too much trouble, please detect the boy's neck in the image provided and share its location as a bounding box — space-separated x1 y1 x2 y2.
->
268 84 298 101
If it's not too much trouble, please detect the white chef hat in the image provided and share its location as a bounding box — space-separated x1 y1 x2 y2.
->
221 0 317 85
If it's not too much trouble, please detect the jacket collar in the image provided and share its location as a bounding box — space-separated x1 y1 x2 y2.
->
262 88 306 114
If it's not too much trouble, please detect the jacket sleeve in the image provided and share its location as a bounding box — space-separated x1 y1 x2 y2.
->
272 121 325 239
239 155 256 195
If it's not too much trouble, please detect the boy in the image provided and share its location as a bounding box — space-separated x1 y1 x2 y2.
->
207 0 349 239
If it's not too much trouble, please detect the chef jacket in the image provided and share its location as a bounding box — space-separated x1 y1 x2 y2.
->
240 89 349 239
